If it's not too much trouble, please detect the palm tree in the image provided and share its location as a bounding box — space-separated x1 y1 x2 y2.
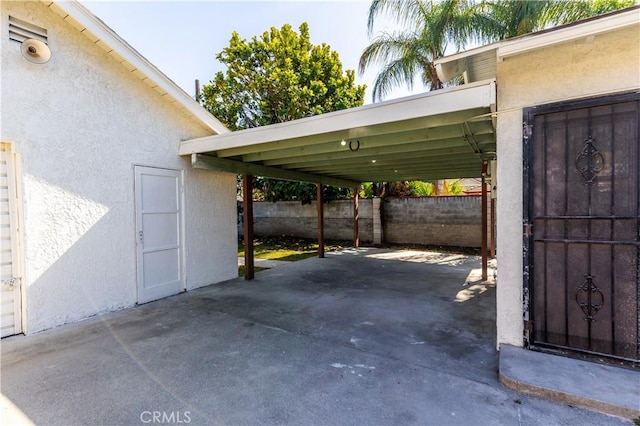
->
476 0 636 40
360 0 635 102
358 0 488 196
359 0 487 101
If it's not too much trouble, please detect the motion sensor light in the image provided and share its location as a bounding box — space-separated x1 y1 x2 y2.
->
20 39 51 64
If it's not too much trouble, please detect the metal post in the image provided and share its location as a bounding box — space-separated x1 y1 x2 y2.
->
490 196 496 259
243 174 254 280
481 162 488 281
317 183 325 258
353 188 359 248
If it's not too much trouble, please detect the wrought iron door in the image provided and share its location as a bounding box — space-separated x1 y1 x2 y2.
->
524 92 639 364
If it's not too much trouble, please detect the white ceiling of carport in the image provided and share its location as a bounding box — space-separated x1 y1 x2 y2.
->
180 79 497 187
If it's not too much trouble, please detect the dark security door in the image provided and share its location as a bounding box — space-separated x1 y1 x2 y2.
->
524 92 639 364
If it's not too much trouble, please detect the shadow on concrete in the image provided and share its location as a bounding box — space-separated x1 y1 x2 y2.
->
1 248 628 425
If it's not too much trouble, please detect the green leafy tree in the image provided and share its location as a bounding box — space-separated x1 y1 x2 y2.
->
408 181 435 196
202 22 365 204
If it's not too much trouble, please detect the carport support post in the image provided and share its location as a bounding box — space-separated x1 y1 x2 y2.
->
317 183 325 258
481 162 488 281
490 196 496 259
243 174 254 280
353 188 359 248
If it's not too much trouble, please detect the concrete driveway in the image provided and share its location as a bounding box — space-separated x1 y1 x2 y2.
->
1 248 629 425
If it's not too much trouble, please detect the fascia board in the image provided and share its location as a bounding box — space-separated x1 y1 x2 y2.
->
498 8 640 59
434 43 501 67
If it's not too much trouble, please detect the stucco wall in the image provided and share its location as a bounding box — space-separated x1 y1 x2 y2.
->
1 1 237 333
495 25 640 348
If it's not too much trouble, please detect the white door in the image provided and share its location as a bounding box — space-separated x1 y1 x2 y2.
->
0 143 22 337
135 166 184 304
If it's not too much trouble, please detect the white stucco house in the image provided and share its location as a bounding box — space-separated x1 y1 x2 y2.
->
2 0 638 383
1 0 237 336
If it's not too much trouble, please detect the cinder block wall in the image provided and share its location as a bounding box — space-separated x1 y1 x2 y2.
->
241 196 493 249
383 196 491 248
242 200 374 242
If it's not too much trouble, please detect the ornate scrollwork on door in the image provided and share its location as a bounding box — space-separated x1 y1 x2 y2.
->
575 137 604 183
575 274 604 321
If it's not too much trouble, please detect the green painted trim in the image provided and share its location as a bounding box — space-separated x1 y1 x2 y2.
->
231 120 494 162
215 107 491 159
300 158 482 175
262 137 482 167
192 154 360 188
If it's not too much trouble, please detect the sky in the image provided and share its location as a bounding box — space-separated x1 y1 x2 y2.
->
80 0 419 104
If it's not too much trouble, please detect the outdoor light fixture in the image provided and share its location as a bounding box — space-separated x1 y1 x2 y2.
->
20 39 51 64
340 139 347 146
371 159 376 163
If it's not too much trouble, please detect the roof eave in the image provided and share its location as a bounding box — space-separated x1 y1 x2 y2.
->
435 6 640 84
43 0 229 135
498 6 640 59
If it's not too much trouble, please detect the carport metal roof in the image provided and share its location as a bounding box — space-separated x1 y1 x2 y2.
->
179 79 496 186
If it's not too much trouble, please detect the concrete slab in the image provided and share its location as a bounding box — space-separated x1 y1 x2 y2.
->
499 344 640 419
1 248 632 425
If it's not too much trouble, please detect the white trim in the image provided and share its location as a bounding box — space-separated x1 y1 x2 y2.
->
180 79 497 155
13 149 26 335
0 142 25 336
435 7 639 69
497 7 640 59
43 0 229 135
434 43 500 67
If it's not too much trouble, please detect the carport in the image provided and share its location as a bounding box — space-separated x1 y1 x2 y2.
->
179 79 497 279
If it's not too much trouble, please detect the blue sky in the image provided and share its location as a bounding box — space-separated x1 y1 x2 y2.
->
80 0 418 104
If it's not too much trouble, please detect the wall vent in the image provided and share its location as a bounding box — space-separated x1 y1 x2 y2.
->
9 16 48 44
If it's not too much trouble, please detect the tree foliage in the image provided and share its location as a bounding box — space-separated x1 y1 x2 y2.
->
202 22 365 204
254 178 353 204
358 0 633 194
476 0 636 40
359 180 465 198
359 0 487 100
203 22 365 130
359 0 635 101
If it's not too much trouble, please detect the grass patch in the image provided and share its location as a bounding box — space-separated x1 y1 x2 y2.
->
238 236 350 261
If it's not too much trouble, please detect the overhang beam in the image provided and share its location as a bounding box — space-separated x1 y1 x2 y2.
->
312 158 482 175
346 167 482 182
286 146 475 170
179 80 496 156
261 135 493 167
221 108 489 160
192 154 359 188
226 121 494 162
